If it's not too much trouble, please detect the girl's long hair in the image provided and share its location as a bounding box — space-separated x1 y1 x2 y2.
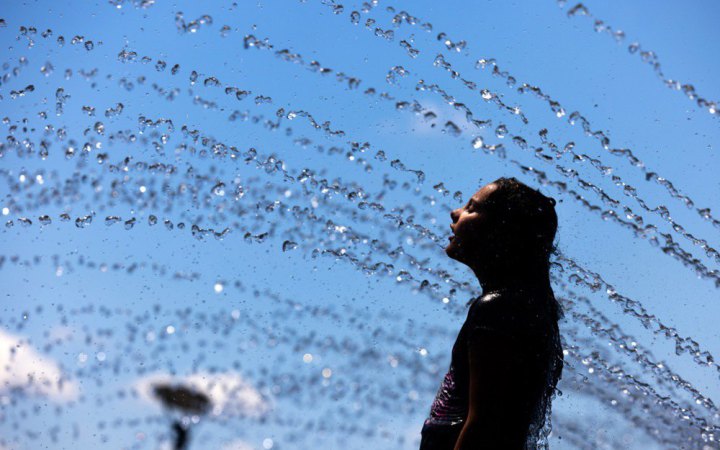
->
485 177 564 449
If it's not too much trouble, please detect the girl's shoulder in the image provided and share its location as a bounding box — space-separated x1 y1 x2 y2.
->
467 289 550 335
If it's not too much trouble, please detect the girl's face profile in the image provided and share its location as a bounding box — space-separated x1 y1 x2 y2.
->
446 182 499 265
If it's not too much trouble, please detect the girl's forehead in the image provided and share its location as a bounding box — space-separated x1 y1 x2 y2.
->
473 182 499 202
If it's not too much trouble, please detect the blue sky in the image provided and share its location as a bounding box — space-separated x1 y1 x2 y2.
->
1 1 719 449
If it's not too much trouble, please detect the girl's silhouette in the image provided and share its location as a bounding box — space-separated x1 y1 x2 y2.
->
420 177 564 450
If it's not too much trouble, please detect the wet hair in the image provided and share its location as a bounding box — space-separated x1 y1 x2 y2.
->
483 176 558 283
484 176 564 448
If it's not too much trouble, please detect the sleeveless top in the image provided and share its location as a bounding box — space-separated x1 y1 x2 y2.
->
420 288 558 450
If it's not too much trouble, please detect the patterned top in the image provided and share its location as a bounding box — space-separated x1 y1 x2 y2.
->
421 288 557 449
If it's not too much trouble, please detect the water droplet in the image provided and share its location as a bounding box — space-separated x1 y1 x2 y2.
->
75 215 93 228
204 77 220 87
105 216 121 226
282 240 298 252
443 121 461 137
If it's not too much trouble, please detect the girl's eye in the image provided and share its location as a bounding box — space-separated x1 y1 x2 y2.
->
468 202 483 212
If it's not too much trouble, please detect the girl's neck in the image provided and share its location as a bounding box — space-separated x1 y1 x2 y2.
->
474 267 548 294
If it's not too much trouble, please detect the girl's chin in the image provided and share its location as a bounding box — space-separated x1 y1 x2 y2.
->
445 242 459 258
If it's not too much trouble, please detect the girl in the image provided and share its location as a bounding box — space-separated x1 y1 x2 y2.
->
420 177 564 450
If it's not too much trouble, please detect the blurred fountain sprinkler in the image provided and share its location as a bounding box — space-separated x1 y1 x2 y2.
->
152 383 211 450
